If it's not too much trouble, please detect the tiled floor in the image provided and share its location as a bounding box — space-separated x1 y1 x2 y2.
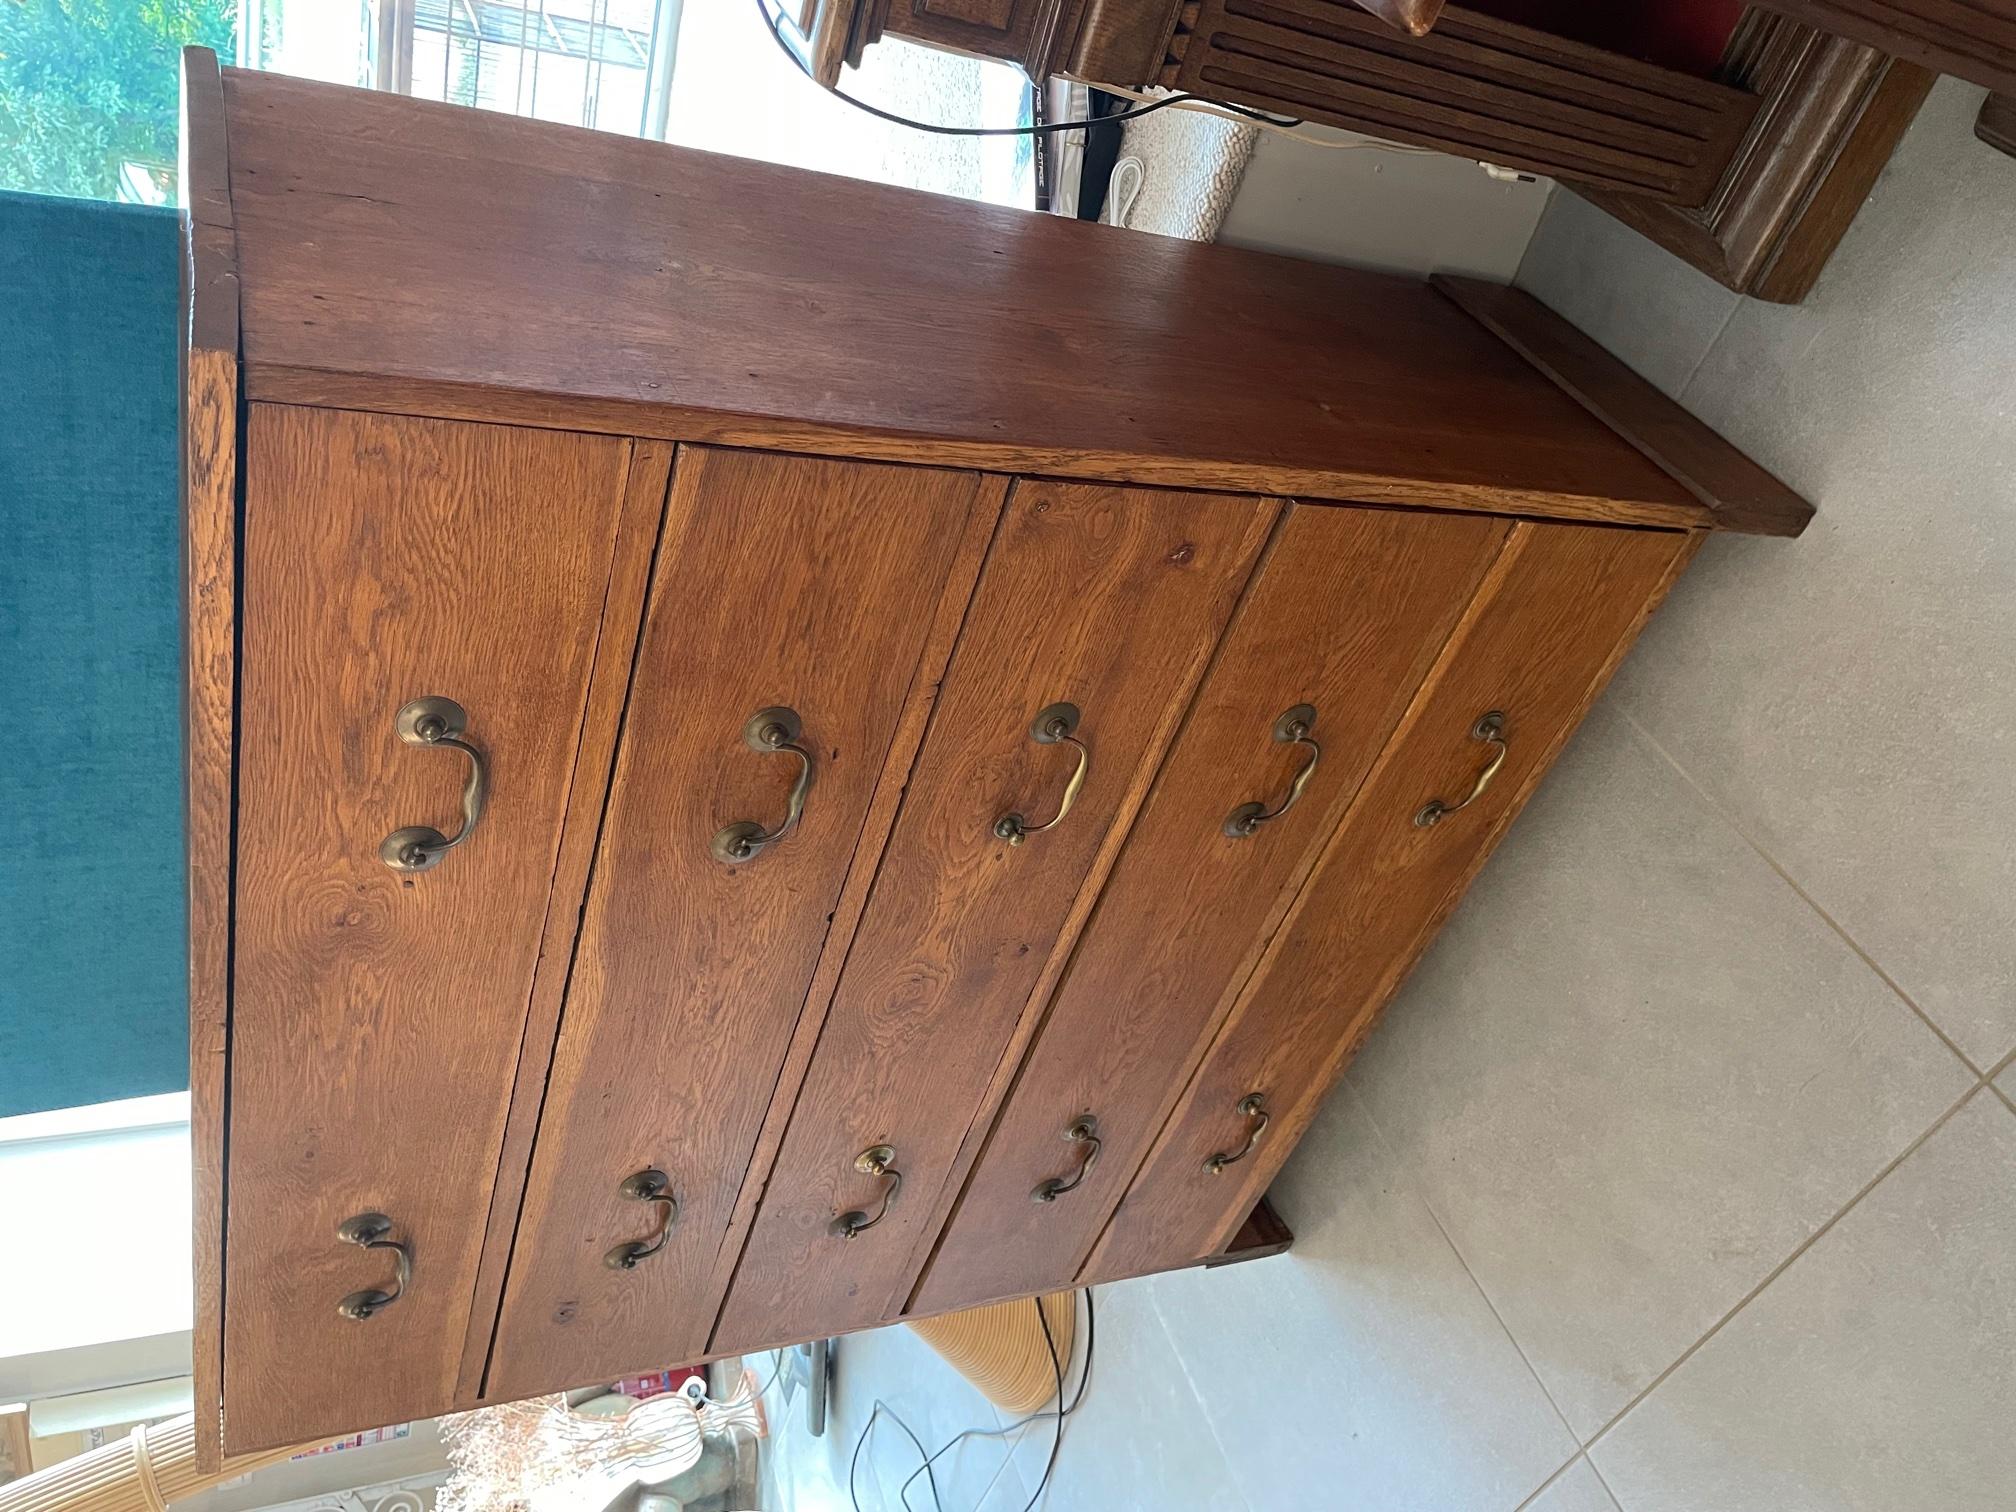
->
768 77 2016 1512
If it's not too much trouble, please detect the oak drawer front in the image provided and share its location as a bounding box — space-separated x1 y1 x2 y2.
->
710 481 1277 1352
909 504 1508 1314
485 449 988 1399
224 408 634 1451
1084 521 1694 1279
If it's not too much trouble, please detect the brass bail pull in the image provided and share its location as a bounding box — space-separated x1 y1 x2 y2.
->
603 1168 679 1270
1203 1093 1270 1176
831 1145 902 1240
336 1212 412 1320
1224 704 1321 838
1031 1115 1102 1204
994 702 1088 846
381 697 487 872
712 706 814 864
1414 710 1508 829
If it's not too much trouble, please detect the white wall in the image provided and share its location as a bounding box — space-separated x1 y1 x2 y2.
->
1218 125 1551 280
0 1095 192 1396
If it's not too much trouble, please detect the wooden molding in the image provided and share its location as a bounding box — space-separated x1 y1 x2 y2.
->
1980 91 2016 156
1432 276 1814 538
878 0 1075 77
1064 0 1187 80
1756 0 2016 96
1162 0 1761 204
1207 1196 1294 1265
1572 10 1935 305
178 43 238 1480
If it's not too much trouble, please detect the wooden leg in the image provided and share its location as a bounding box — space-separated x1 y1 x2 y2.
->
1980 92 2016 157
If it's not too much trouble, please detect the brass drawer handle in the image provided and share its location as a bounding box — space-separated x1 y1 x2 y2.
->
1224 704 1321 838
335 1212 411 1320
712 706 814 864
994 702 1087 846
831 1144 902 1240
1203 1093 1270 1176
1031 1115 1102 1204
603 1168 679 1270
1414 710 1508 829
381 697 487 872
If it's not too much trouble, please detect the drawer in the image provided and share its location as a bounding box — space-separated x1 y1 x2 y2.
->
710 480 1277 1351
1084 521 1695 1280
485 449 991 1399
223 408 635 1450
909 502 1508 1314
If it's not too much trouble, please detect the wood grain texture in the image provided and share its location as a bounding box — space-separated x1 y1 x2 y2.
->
1433 276 1814 537
1211 1194 1293 1263
484 450 990 1401
885 0 1067 73
223 409 631 1451
710 482 1277 1355
180 48 238 358
181 344 235 1481
679 473 1011 1371
1065 0 1189 79
240 373 1714 532
1084 522 1699 1280
179 44 236 1477
450 440 674 1406
212 65 1712 530
1169 0 1761 204
1572 11 1934 306
908 502 1507 1316
1757 0 2016 93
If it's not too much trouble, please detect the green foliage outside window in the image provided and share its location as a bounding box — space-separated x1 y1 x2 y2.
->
1 0 237 201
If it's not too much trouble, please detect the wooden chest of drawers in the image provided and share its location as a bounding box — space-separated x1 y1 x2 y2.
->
177 48 1806 1461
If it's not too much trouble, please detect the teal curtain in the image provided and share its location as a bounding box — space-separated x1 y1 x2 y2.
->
0 190 186 1118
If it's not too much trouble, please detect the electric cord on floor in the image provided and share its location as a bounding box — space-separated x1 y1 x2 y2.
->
755 0 1303 137
851 1397 947 1512
846 1292 1097 1512
899 1294 1094 1512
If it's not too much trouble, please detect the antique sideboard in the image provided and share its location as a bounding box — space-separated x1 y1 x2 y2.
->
178 47 1807 1461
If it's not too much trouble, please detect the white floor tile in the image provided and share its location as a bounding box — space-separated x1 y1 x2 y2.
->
1525 1458 1621 1512
1514 188 1741 397
1349 702 1972 1438
1590 79 2016 1069
1592 1091 2016 1512
1133 1082 1579 1511
991 1279 1252 1512
760 1321 1024 1512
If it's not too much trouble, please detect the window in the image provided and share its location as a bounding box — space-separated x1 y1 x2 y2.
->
3 0 1035 207
0 0 236 204
241 0 680 140
0 1095 192 1387
241 0 1035 204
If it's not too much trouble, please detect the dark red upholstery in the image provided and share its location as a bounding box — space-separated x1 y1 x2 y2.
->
1463 0 1747 77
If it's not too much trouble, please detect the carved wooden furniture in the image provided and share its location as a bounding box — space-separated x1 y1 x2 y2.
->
1572 10 1935 305
817 0 1935 302
1758 0 2016 94
179 48 1808 1464
1157 2 1765 203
